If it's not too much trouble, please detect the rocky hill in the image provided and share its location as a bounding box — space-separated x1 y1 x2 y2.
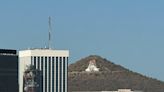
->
68 55 164 92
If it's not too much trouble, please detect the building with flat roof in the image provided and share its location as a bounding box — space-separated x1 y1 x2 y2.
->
0 49 18 92
19 48 69 92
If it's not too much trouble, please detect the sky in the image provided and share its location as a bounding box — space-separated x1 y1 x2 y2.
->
0 0 164 81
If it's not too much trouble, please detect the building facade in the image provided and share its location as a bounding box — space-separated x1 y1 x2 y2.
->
19 49 69 92
0 49 18 92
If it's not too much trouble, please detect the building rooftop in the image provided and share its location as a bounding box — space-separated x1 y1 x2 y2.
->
19 48 69 57
0 49 17 55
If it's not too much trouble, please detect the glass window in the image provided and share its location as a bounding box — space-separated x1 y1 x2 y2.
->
45 57 47 92
52 57 55 92
41 57 43 70
59 57 62 92
63 57 65 92
34 56 36 69
37 57 40 70
40 56 44 92
56 57 58 92
48 57 51 92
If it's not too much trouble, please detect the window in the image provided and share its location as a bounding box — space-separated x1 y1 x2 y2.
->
34 57 36 69
41 56 44 92
41 57 43 71
52 57 55 92
48 57 51 92
56 57 58 92
63 57 66 92
59 57 62 92
45 57 47 92
37 57 40 70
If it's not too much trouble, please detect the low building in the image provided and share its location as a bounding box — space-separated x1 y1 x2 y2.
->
72 89 143 92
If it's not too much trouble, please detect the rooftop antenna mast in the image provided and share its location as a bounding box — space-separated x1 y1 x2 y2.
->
48 16 52 49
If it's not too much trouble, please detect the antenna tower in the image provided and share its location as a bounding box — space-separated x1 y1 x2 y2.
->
48 16 52 49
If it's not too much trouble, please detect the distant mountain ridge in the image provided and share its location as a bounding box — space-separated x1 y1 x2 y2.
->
68 55 164 92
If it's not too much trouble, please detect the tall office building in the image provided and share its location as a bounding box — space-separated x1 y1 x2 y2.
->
0 49 18 92
19 49 69 92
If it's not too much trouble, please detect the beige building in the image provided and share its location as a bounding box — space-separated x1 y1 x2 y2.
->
19 49 69 92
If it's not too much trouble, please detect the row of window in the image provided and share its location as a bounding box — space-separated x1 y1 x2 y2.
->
31 56 68 92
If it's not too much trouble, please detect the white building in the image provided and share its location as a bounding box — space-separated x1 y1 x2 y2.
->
19 49 69 92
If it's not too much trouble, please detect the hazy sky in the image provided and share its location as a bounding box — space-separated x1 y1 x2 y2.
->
0 0 164 81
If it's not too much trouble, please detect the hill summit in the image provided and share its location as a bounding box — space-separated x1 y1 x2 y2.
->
68 55 164 92
68 55 127 72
